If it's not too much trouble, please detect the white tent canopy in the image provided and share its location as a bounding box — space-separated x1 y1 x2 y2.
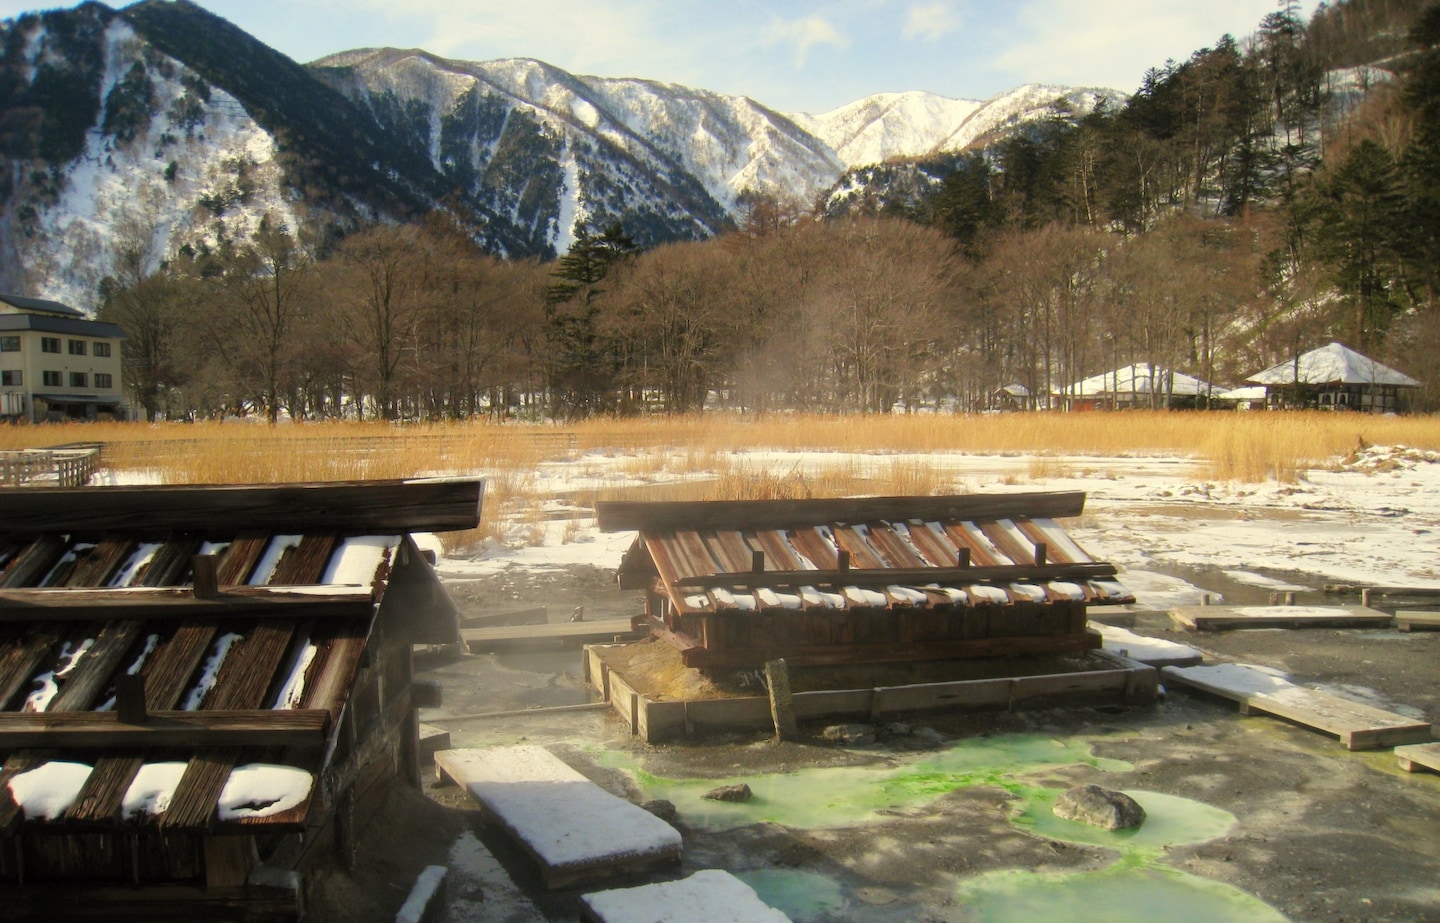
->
1246 342 1419 387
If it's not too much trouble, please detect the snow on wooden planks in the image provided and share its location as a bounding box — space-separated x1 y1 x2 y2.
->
434 745 681 889
1169 604 1393 631
1395 743 1440 774
1162 663 1435 751
580 870 792 923
1094 624 1202 668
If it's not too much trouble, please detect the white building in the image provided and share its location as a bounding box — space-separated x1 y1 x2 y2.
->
0 293 127 422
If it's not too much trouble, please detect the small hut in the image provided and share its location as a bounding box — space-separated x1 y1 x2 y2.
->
1246 342 1420 412
1058 364 1218 410
0 478 479 920
598 492 1132 670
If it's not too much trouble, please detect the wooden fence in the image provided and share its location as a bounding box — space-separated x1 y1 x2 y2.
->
0 444 101 488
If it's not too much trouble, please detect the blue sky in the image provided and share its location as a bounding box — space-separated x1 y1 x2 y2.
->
7 1 1312 113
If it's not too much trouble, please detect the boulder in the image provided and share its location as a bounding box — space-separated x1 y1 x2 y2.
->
822 724 876 746
640 799 678 822
702 784 752 803
1052 784 1146 830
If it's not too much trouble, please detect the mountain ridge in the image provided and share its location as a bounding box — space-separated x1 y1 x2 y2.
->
0 0 1111 310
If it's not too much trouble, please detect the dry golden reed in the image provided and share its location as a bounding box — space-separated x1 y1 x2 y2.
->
6 411 1438 491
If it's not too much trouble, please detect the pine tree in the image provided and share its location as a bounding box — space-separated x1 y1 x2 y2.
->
543 223 637 417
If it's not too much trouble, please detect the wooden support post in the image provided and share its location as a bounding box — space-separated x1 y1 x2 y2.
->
1034 542 1047 567
1284 591 1296 606
765 659 798 742
837 550 850 573
116 674 148 724
958 548 971 568
1361 588 1373 607
192 554 219 599
751 550 765 573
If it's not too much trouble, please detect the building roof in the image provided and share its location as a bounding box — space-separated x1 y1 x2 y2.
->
600 492 1132 663
1246 342 1420 388
0 293 86 319
0 313 127 340
0 478 481 837
1062 363 1216 397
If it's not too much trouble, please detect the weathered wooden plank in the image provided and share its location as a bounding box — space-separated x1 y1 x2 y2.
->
676 629 1102 669
47 620 145 712
787 527 840 571
1395 742 1440 774
1169 605 1392 631
1394 610 1440 632
0 709 330 749
597 491 1086 533
143 624 219 711
299 625 370 716
674 562 1117 589
0 477 485 536
1161 663 1435 751
831 526 887 569
160 750 236 831
434 745 681 890
0 627 63 712
580 871 789 923
64 539 135 589
215 532 272 587
0 537 69 588
463 618 642 651
63 755 143 824
0 585 377 622
942 522 1006 566
202 622 297 711
267 533 339 585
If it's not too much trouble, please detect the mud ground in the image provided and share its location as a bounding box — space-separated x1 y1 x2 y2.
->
326 562 1440 923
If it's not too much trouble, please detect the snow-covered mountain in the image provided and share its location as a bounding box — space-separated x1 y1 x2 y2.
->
0 0 1113 312
789 84 1112 169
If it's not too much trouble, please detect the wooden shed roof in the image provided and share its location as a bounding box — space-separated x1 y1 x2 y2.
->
0 478 481 837
600 491 1133 616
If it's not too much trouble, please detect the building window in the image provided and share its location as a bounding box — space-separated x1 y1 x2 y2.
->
68 339 86 356
93 341 112 358
1 370 19 386
42 370 61 387
41 337 60 353
94 372 113 389
69 372 87 388
0 336 19 352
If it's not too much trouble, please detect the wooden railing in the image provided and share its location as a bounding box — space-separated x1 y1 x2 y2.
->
0 444 101 487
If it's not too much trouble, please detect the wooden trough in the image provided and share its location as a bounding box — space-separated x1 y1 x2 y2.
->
585 644 1157 743
598 491 1133 671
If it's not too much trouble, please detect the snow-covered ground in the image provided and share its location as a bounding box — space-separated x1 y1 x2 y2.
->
430 444 1440 609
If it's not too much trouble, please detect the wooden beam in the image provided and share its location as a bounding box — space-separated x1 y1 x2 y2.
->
0 477 485 536
671 561 1117 590
597 491 1087 533
0 709 330 749
0 585 376 622
675 630 1103 669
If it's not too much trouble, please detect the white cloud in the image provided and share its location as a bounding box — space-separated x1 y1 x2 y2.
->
991 0 1304 92
902 1 962 43
766 14 848 68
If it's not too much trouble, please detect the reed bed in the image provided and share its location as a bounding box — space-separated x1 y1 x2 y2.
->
5 410 1437 489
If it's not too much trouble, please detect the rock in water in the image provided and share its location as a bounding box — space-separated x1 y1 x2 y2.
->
703 783 752 803
1052 784 1146 830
